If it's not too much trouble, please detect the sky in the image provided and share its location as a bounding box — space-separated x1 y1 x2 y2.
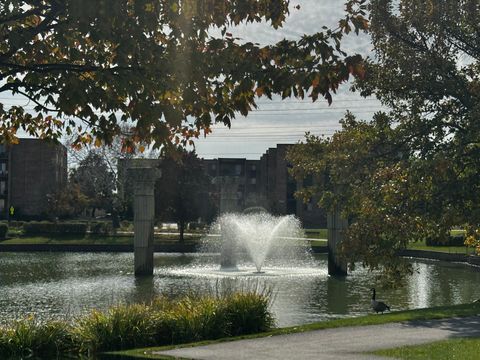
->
194 0 383 159
2 0 383 160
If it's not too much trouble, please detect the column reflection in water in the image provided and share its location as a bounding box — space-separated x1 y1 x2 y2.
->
408 263 431 309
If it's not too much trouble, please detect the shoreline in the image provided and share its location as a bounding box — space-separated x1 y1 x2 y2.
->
1 244 479 267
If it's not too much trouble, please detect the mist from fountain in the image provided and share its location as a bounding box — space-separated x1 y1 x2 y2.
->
207 212 311 273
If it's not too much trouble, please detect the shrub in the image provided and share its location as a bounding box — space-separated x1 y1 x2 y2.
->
23 221 87 236
89 221 113 235
0 223 8 239
8 220 24 228
426 235 465 247
120 220 131 230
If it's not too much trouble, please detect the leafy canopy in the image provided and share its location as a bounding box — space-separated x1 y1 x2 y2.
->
289 0 480 282
0 0 367 150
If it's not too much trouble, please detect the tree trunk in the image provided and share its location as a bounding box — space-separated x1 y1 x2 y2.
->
179 220 185 243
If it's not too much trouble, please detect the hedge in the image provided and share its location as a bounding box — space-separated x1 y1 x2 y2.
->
89 221 113 235
426 234 466 247
0 223 7 239
23 221 88 236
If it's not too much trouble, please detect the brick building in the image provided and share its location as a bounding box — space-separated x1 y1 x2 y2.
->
118 144 326 228
259 144 326 228
0 139 67 219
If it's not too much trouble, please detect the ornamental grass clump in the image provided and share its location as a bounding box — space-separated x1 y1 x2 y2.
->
156 295 230 344
222 292 275 336
0 316 72 358
73 303 157 354
0 289 275 357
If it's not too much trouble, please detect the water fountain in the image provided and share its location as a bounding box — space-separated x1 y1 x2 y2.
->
207 212 311 274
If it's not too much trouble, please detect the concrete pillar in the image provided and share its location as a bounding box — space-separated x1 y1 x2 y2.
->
327 208 348 276
128 167 161 276
220 222 238 270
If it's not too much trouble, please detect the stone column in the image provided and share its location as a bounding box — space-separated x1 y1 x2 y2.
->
128 167 161 276
327 208 348 276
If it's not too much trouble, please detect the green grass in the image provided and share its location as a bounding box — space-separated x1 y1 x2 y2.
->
0 234 202 245
310 239 327 248
113 302 480 359
373 337 480 360
407 239 472 254
304 228 327 239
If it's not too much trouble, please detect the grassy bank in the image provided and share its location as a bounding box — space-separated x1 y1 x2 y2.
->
407 239 472 254
0 233 202 245
0 290 273 359
116 302 480 359
373 337 480 359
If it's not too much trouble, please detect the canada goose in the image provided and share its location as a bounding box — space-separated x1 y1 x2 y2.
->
371 288 390 314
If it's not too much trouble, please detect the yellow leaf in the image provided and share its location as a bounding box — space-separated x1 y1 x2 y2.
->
145 3 154 12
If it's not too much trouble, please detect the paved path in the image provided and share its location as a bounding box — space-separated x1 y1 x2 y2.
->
155 316 480 360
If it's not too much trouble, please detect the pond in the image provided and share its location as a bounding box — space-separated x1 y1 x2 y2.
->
0 252 479 327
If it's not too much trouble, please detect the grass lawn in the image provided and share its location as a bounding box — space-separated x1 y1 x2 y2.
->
373 337 480 360
112 303 480 359
304 228 328 239
0 234 202 245
407 239 472 254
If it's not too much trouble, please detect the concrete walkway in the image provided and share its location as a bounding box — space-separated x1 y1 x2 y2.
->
155 316 480 360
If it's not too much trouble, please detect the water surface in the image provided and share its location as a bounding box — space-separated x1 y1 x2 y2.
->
0 252 479 327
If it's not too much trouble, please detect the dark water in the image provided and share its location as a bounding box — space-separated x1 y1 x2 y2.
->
0 252 479 328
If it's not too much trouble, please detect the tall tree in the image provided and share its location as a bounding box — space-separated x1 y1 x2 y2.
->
70 151 115 217
155 150 211 242
288 0 480 283
354 0 480 241
0 1 367 149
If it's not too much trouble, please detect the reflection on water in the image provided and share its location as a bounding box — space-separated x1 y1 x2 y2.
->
0 252 479 327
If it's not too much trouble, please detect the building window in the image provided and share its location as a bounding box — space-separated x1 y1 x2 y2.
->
0 181 5 195
0 162 6 175
251 165 256 171
0 199 4 212
235 164 242 175
250 178 256 185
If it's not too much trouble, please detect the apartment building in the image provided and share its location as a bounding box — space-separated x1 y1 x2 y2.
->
118 144 326 227
0 139 67 218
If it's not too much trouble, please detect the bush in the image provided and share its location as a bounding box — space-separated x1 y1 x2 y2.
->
8 220 24 228
23 221 88 236
120 220 131 230
426 235 466 247
89 221 113 235
0 223 8 239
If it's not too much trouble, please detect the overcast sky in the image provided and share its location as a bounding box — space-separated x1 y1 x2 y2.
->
194 0 382 159
2 1 382 159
